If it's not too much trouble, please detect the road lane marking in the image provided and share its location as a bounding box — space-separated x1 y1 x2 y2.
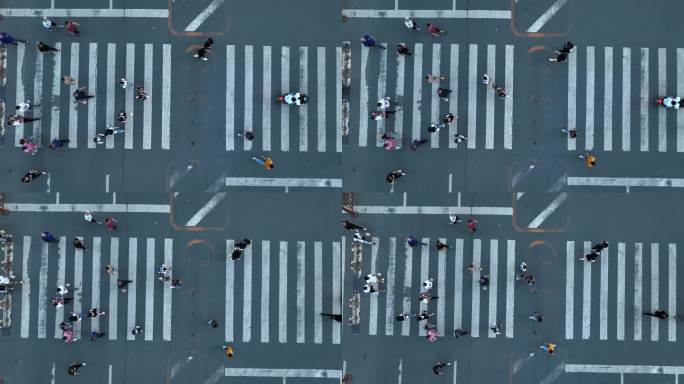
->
106 43 116 148
263 46 272 151
634 243 643 341
243 243 253 342
313 242 322 343
86 43 97 148
467 44 477 149
109 238 119 340
184 0 227 31
581 241 591 339
504 45 514 149
37 242 48 338
394 49 405 144
32 51 43 142
124 43 134 149
411 43 423 142
668 244 677 342
430 44 441 148
342 9 510 19
225 45 235 151
616 242 625 340
225 240 234 342
567 51 576 151
470 239 481 337
50 43 61 144
505 240 515 338
449 44 459 149
91 238 102 336
622 48 631 151
145 239 155 340
658 48 666 152
603 47 613 151
585 46 595 151
640 48 649 152
565 241 574 339
487 240 498 338
126 238 137 340
14 44 25 146
296 242 306 342
299 47 309 151
332 242 342 344
376 44 388 147
68 43 79 148
650 243 659 341
401 244 412 336
54 237 66 338
317 47 326 152
185 193 227 226
453 239 464 333
599 246 608 340
485 45 495 149
163 239 173 341
527 192 567 228
281 47 290 151
244 46 254 151
418 239 429 336
437 239 446 336
143 44 153 150
0 8 168 17
526 0 568 33
5 203 169 213
385 237 397 336
278 241 288 343
261 241 271 343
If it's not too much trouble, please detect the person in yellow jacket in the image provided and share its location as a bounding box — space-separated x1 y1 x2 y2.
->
222 345 234 359
579 153 596 167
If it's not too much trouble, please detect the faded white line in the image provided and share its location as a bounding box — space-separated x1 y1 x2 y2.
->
6 203 169 213
185 193 227 226
143 44 153 150
526 0 569 33
244 46 254 152
527 192 567 228
225 45 235 151
342 9 511 19
87 43 97 148
356 205 512 215
184 0 227 31
567 177 684 189
585 46 595 151
566 364 684 374
225 177 341 188
0 8 168 17
224 368 342 378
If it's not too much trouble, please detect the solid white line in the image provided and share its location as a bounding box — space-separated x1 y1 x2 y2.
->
54 237 66 338
224 368 342 378
616 243 625 340
91 238 102 335
50 43 61 143
581 241 591 339
127 238 137 340
163 238 173 341
225 240 234 342
471 239 481 337
651 243 659 341
669 244 677 342
202 366 225 384
5 203 169 213
317 47 326 152
418 239 429 336
161 44 171 150
585 46 595 151
106 43 115 149
262 241 271 343
108 365 112 384
412 43 423 142
565 364 684 374
369 238 379 335
567 176 684 188
86 43 97 148
358 45 369 147
453 239 464 333
453 361 457 384
487 240 498 338
376 44 388 147
565 241 574 339
332 241 341 344
243 244 253 342
504 45 514 149
37 242 48 338
244 46 254 151
658 48 666 152
20 237 31 338
467 44 477 148
73 239 84 339
184 0 227 31
402 244 412 336
185 192 227 226
603 47 613 151
335 47 342 153
505 240 515 338
567 51 576 151
109 238 119 340
32 51 43 141
145 239 155 340
314 242 322 343
394 49 405 143
355 205 512 215
279 241 288 343
430 44 441 148
14 44 25 146
640 48 649 152
125 43 135 150
68 43 79 148
143 44 153 150
341 9 511 19
299 47 309 151
263 46 272 151
437 240 446 336
0 8 168 17
385 238 397 336
599 246 608 340
527 192 567 228
526 0 568 32
449 44 459 149
485 45 495 149
296 242 306 342
225 45 235 151
622 48 631 151
225 177 341 188
281 47 290 151
678 49 684 152
634 243 643 340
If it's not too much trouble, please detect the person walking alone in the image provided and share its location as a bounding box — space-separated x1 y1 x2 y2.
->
21 169 47 183
403 17 421 31
361 35 385 49
194 37 214 61
64 20 80 35
252 155 274 170
37 41 59 53
73 237 87 251
396 43 412 56
644 310 668 319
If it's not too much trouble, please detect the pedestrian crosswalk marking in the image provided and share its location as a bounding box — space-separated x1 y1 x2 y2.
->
467 44 477 149
375 45 387 148
313 241 323 343
299 47 308 152
296 241 306 342
470 239 481 337
418 239 429 337
567 52 577 151
401 244 412 337
504 45 514 149
108 238 119 340
485 45 495 150
32 51 44 143
335 47 343 153
668 244 677 341
317 47 327 152
262 46 273 152
105 43 116 149
599 247 609 340
225 240 235 342
281 47 290 152
143 44 154 150
368 237 379 336
677 49 684 151
14 44 25 147
261 241 271 343
616 242 626 340
50 43 62 146
604 47 614 151
278 241 287 343
634 242 643 341
384 237 397 336
411 44 423 144
244 46 254 152
68 43 80 148
73 238 84 339
124 43 135 150
430 44 441 149
243 244 252 342
453 239 464 332
358 46 369 147
622 48 631 152
640 48 649 152
54 237 66 339
585 46 595 151
650 243 659 341
504 240 515 338
144 238 155 340
657 48 667 152
436 239 446 336
37 242 48 339
565 241 574 339
487 240 498 338
161 44 172 150
91 237 102 338
332 242 342 344
225 45 235 151
394 52 405 144
126 238 137 340
162 238 173 341
582 241 591 340
448 44 459 149
87 43 98 149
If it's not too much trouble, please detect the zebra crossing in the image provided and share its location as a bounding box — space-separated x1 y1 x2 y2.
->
353 43 515 150
224 239 343 345
565 241 679 341
567 46 684 153
13 235 173 341
6 42 172 150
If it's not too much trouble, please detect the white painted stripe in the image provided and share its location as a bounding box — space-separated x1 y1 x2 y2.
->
650 243 659 341
567 51 576 151
86 43 97 148
622 48 631 151
341 9 510 19
355 205 512 215
19 237 31 338
504 45 514 149
385 237 397 336
50 43 61 143
91 237 102 335
68 43 79 148
263 46 272 151
585 46 595 151
375 44 388 147
634 243 643 340
73 238 84 339
678 49 684 152
142 44 153 150
565 241 574 339
487 240 498 338
32 51 43 141
105 43 116 149
658 48 667 152
449 44 459 149
185 193 227 226
225 240 234 342
526 0 568 32
335 47 342 153
313 241 322 343
299 47 309 151
161 44 171 150
599 246 608 340
369 238 379 335
527 192 567 228
668 244 676 342
358 45 369 147
0 8 168 17
225 177 341 188
581 241 591 339
430 44 441 148
281 47 290 151
394 49 405 143
567 177 684 188
14 44 25 146
411 44 423 142
317 47 326 152
603 47 613 151
401 244 412 336
485 45 495 149
565 364 684 374
127 238 137 340
5 203 169 213
224 368 342 378
471 239 481 337
437 239 446 336
261 241 271 343
418 239 429 336
225 45 235 151
163 238 173 341
243 244 253 342
453 239 464 332
145 238 155 340
278 241 288 343
244 46 254 151
332 241 341 344
640 48 649 152
616 243 625 340
109 238 119 340
296 242 306 342
124 43 135 150
467 44 477 149
505 240 515 338
37 242 48 338
54 237 66 338
184 0 226 31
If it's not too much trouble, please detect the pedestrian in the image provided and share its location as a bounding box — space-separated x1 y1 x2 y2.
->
524 274 536 287
422 278 434 290
62 75 77 85
0 32 28 45
236 131 255 141
386 169 406 184
49 138 70 149
20 138 39 155
194 37 214 60
361 35 385 49
579 153 597 167
442 113 456 125
481 73 490 85
59 322 71 331
90 331 106 341
549 51 567 63
395 312 412 321
93 133 106 144
561 127 578 138
377 96 392 110
41 231 59 243
171 279 182 289
370 110 395 120
230 248 243 261
467 263 483 273
36 41 59 53
435 240 450 251
222 345 234 359
87 307 106 318
15 100 36 112
426 23 445 37
490 323 502 335
494 85 508 99
117 279 133 293
252 155 274 170
235 239 252 250
427 123 440 134
73 237 87 251
135 85 148 101
67 362 86 376
454 329 469 337
104 264 117 275
320 313 343 322
8 115 39 126
157 264 170 276
208 319 219 328
56 283 70 296
449 213 462 224
72 86 94 104
519 261 528 272
342 220 367 232
103 125 125 137
406 235 425 248
559 41 576 54
467 218 479 232
67 312 81 322
403 16 420 31
410 139 428 150
396 43 412 56
365 273 383 285
62 329 74 343
64 20 80 35
437 87 452 102
52 297 72 307
479 275 490 290
352 232 374 245
42 17 59 31
425 74 445 83
362 284 377 294
592 241 609 252
21 169 47 183
529 312 544 322
117 111 131 124
418 291 438 304
131 325 143 335
432 361 451 375
84 210 100 224
580 251 600 262
416 311 433 321
644 310 668 319
426 325 438 342
105 217 118 231
540 342 557 355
